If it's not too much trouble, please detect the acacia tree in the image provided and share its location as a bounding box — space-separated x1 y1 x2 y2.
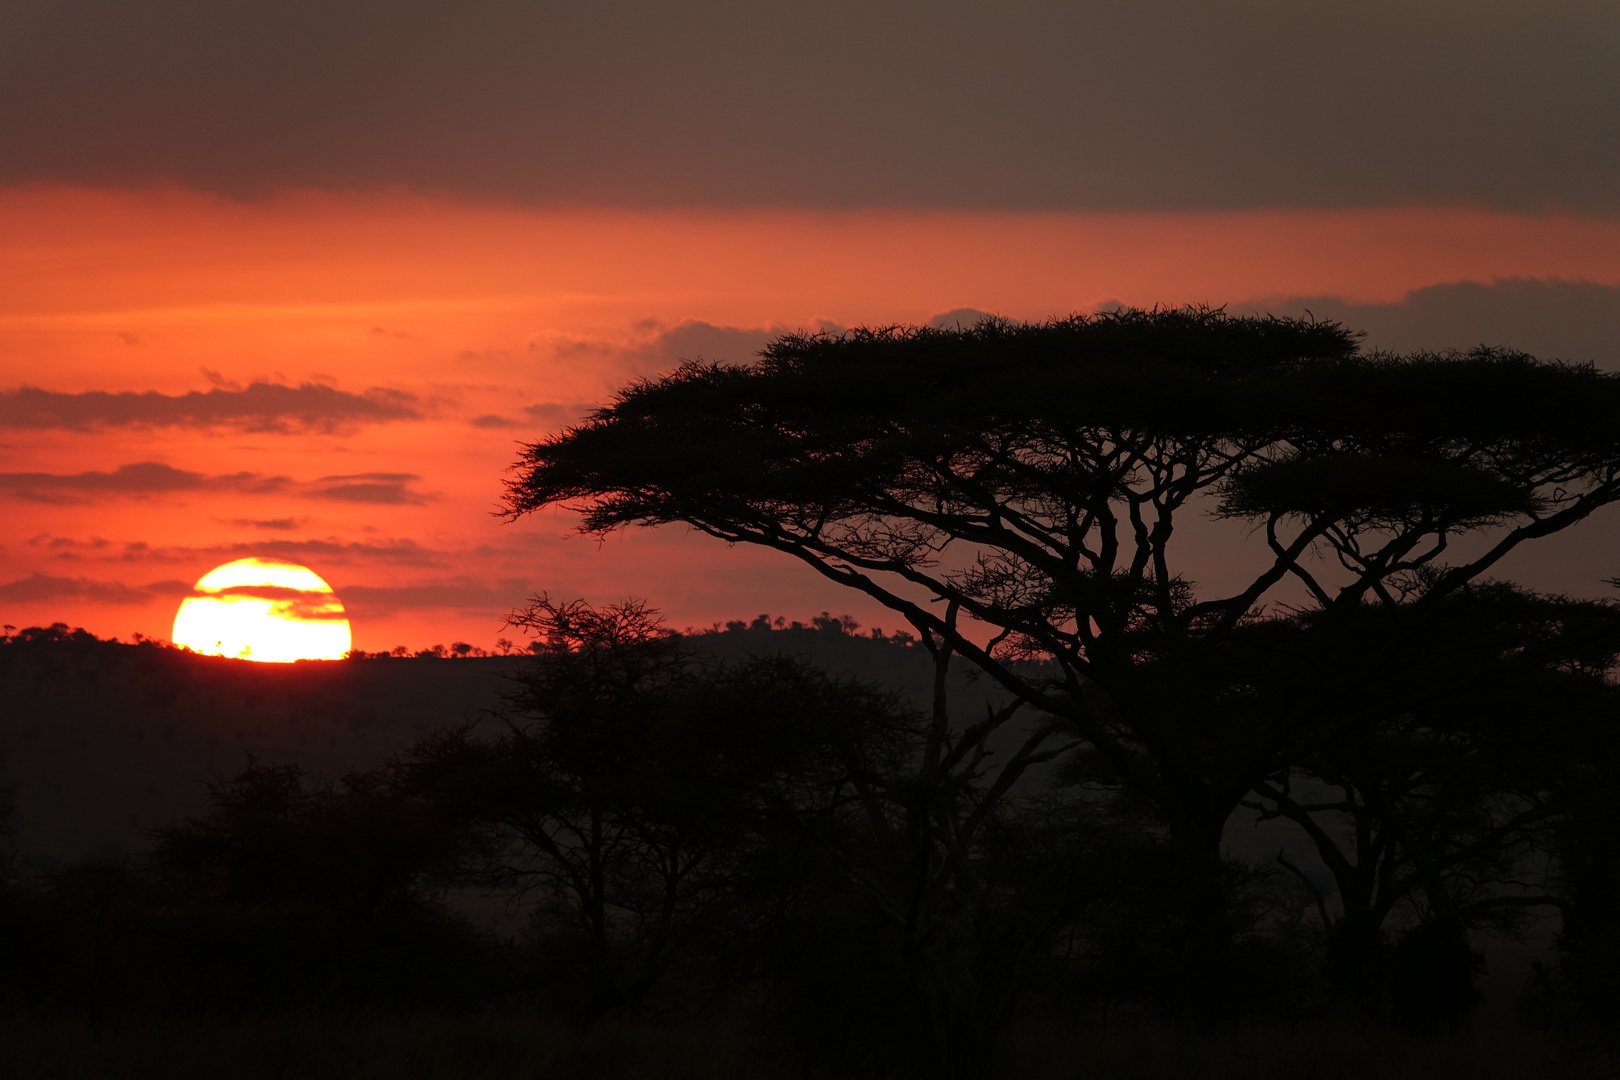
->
1246 585 1620 1009
399 597 1070 1074
394 597 917 1022
772 621 1085 1078
503 309 1620 997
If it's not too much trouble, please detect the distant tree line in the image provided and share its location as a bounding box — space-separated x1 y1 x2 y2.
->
0 614 905 660
339 609 916 659
0 623 500 660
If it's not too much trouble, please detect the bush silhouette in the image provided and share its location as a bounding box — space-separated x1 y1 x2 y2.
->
1387 920 1484 1034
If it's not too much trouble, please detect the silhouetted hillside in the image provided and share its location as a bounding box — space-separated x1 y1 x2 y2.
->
0 621 1008 868
0 638 516 867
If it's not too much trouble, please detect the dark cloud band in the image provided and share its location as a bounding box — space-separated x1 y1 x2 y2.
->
0 383 422 433
0 463 286 502
2 1 1615 211
0 463 430 505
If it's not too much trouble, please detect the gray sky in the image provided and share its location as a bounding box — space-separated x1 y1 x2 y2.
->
1253 278 1620 368
5 0 1617 209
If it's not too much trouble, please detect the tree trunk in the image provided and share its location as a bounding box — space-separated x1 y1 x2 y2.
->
1165 804 1240 1025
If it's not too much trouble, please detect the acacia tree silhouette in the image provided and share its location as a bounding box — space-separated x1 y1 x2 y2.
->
502 308 1620 1011
397 597 1073 1075
1245 585 1620 1011
393 596 918 1025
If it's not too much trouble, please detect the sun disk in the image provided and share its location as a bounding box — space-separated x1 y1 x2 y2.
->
171 558 352 662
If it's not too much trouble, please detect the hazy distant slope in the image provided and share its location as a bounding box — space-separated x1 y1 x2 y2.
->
0 626 1330 878
0 642 520 866
0 627 999 867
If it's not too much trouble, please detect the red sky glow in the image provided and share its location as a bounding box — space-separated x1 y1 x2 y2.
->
5 186 1619 650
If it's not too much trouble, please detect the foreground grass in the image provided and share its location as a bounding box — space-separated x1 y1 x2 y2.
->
1011 1016 1615 1080
0 1011 1612 1079
0 1013 787 1080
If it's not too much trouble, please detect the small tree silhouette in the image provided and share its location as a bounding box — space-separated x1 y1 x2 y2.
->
147 759 481 1006
1244 583 1620 1011
395 596 912 1024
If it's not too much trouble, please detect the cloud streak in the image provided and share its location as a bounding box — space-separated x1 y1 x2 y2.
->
620 319 791 371
218 517 302 531
469 413 526 430
0 572 191 606
24 534 451 569
0 570 537 622
0 382 422 433
0 462 287 503
340 576 533 615
305 472 433 505
122 538 448 569
0 463 434 505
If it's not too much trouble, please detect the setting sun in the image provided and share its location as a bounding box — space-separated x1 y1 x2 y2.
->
171 558 352 662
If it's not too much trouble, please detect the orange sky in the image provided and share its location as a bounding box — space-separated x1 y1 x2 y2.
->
5 186 1620 651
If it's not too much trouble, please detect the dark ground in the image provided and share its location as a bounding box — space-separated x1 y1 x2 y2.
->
0 1011 1610 1080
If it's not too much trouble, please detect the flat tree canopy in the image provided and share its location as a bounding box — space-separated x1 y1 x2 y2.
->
504 308 1620 851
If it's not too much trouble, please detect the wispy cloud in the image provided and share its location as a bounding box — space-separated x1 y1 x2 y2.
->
0 382 423 434
521 402 595 428
0 463 434 505
0 570 539 629
50 536 454 569
927 308 999 329
621 317 847 374
469 413 525 429
463 403 596 432
0 462 288 503
339 576 534 616
512 318 848 434
305 472 433 505
0 572 191 606
27 528 562 574
216 517 303 531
